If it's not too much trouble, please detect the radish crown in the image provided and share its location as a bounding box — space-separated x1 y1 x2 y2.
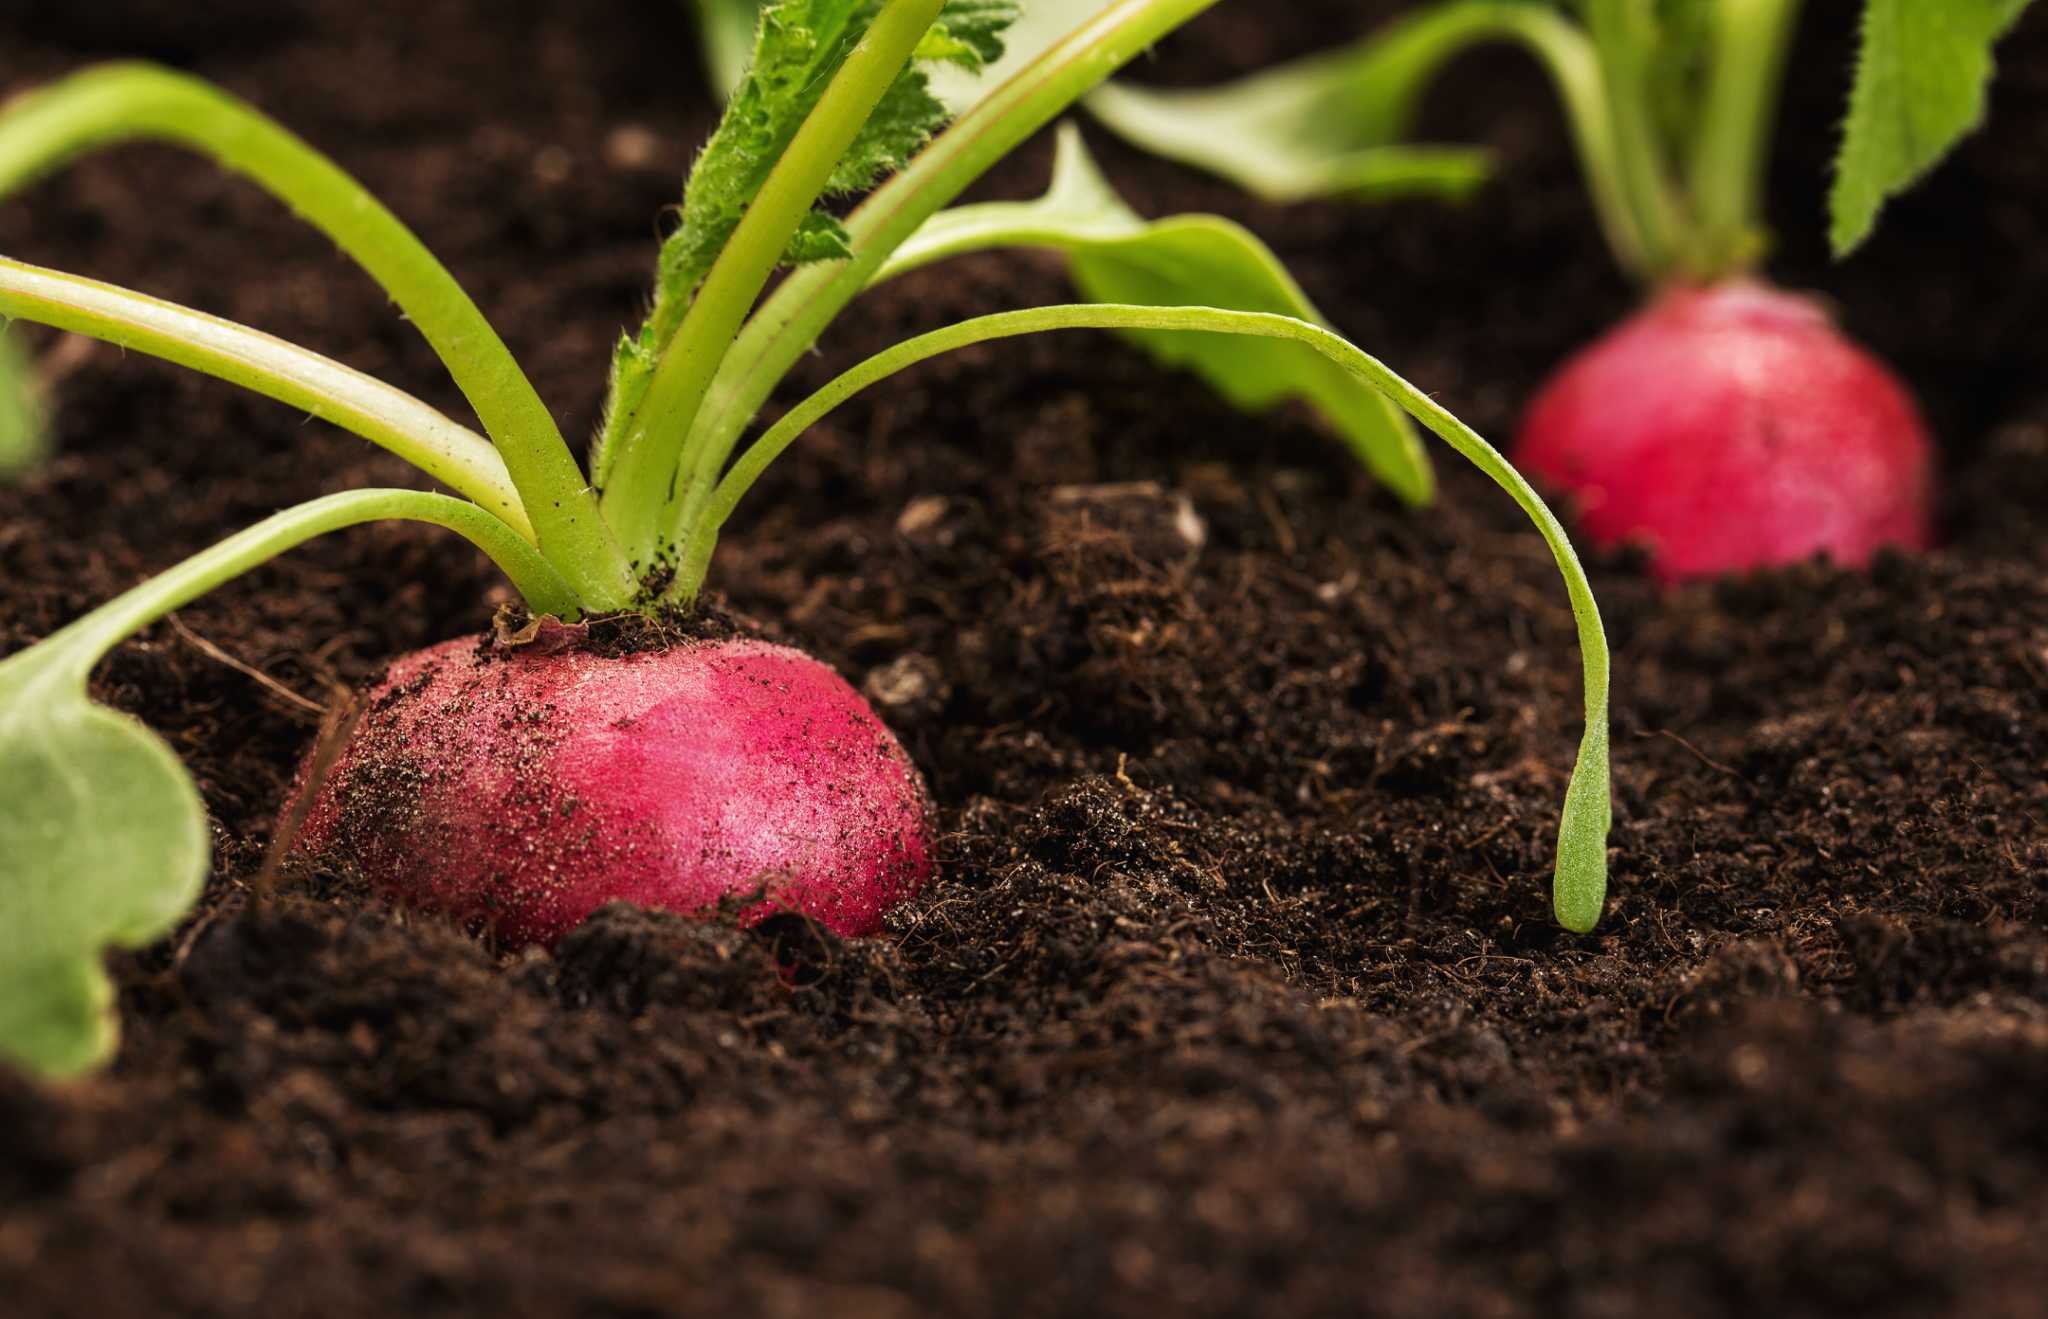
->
0 0 1616 1078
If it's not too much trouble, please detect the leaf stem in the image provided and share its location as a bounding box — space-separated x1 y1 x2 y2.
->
0 64 633 606
1686 0 1802 274
1583 0 1688 279
599 0 948 559
24 490 578 687
669 302 1611 930
0 255 532 538
666 0 1225 553
1349 1 1654 280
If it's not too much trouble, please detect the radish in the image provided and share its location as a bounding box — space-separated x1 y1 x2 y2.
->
288 632 933 944
1514 280 1935 583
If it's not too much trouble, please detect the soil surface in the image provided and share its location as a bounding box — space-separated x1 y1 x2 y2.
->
3 2 2046 1315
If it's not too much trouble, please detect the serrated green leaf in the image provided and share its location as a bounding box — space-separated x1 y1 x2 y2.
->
0 645 208 1079
877 124 1432 502
1831 0 2036 256
916 0 1017 69
0 323 48 479
825 65 949 195
667 0 1015 307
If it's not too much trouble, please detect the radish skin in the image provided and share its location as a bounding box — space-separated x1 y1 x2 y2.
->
1513 280 1935 583
289 634 934 946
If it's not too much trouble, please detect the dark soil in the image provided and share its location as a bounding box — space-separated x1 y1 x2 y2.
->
3 1 2046 1315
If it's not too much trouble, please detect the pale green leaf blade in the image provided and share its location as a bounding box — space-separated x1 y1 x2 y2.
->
877 125 1433 503
1831 0 2036 256
1083 76 1491 205
1075 1 1560 205
0 658 207 1078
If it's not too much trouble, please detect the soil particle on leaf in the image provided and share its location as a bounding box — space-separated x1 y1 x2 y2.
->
3 1 2048 1316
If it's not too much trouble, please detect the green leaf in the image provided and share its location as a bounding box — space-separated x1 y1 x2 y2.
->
1830 0 2035 256
0 643 207 1079
0 323 48 479
597 0 1018 481
1083 75 1490 207
1079 6 1505 205
915 0 1017 69
877 124 1432 503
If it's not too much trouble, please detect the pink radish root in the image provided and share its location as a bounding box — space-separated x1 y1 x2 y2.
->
1513 280 1936 583
288 633 934 946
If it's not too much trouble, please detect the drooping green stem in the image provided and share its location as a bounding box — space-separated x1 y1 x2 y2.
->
26 489 577 687
665 0 1224 552
670 302 1612 931
598 0 947 558
0 255 532 538
0 64 633 606
1583 0 1688 279
1686 0 1802 274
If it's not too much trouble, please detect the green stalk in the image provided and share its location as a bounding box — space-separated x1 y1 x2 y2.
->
27 489 577 682
673 303 1611 931
0 255 532 538
0 323 46 477
599 0 948 557
1343 1 1652 279
666 0 1224 551
1686 0 1802 275
0 64 633 605
1582 0 1688 279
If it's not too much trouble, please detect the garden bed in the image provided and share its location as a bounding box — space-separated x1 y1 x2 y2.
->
2 0 2045 1314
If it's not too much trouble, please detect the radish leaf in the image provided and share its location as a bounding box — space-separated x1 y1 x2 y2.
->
877 124 1432 502
1084 74 1489 206
1831 0 2037 256
1079 3 1511 205
0 642 208 1079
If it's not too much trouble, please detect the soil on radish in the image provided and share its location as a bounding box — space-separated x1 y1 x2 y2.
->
2 1 2045 1315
